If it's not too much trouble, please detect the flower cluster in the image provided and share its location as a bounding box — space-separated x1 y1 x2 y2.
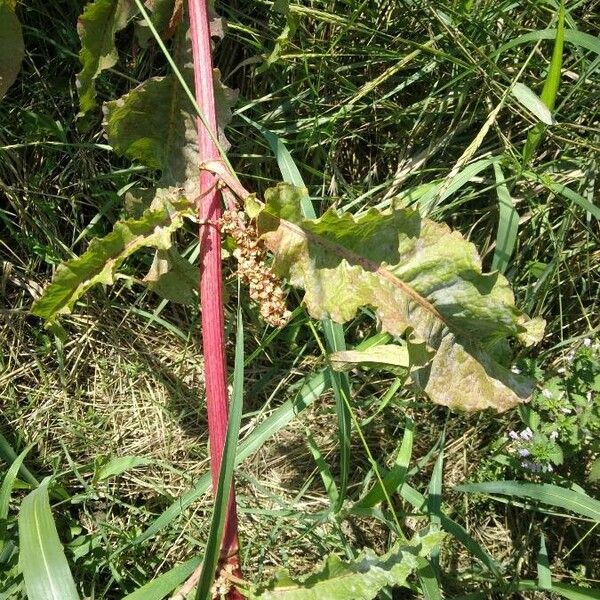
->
221 209 291 328
507 427 561 474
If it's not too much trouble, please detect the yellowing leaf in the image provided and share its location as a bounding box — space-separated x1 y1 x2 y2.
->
104 73 198 188
77 0 137 114
32 195 193 322
104 28 237 188
0 1 24 99
252 184 543 412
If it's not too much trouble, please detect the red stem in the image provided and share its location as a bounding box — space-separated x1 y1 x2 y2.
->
188 0 242 596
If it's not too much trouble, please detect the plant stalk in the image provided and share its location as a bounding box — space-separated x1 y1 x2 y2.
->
187 0 242 596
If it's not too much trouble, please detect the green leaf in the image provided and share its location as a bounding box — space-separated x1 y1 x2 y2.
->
143 249 198 304
491 163 518 273
329 344 411 372
31 193 193 322
104 74 195 187
245 529 445 600
495 29 600 59
517 580 600 600
77 0 137 114
537 533 552 590
523 2 565 163
511 83 555 125
399 483 502 579
18 478 79 600
252 183 543 412
0 1 24 99
354 418 413 510
456 481 600 522
0 444 33 553
123 557 202 600
93 456 154 483
550 583 600 600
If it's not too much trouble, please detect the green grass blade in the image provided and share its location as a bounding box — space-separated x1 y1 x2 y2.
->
523 2 565 163
123 558 202 600
511 83 555 125
0 444 33 553
492 163 519 273
495 29 600 58
417 558 443 600
537 533 552 590
427 446 444 573
194 307 246 600
0 434 39 488
418 156 500 214
306 432 339 507
550 584 600 599
18 477 79 600
456 481 600 522
93 456 154 483
517 580 600 599
321 319 352 511
528 174 600 220
240 115 306 192
354 417 413 509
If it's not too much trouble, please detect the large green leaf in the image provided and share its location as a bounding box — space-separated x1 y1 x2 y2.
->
77 0 137 114
249 184 542 412
18 478 79 600
31 194 193 322
244 530 444 600
0 1 24 99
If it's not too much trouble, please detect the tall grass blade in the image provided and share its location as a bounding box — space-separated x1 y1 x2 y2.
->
537 533 552 589
492 163 518 273
400 484 502 579
0 434 38 487
354 417 413 509
417 558 443 600
306 432 339 507
511 83 555 125
495 29 600 58
195 307 246 599
18 478 79 600
427 446 444 573
0 444 33 553
517 580 600 599
123 558 202 600
523 2 565 163
456 481 600 522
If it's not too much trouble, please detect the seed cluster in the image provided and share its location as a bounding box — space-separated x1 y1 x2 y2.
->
221 209 291 328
